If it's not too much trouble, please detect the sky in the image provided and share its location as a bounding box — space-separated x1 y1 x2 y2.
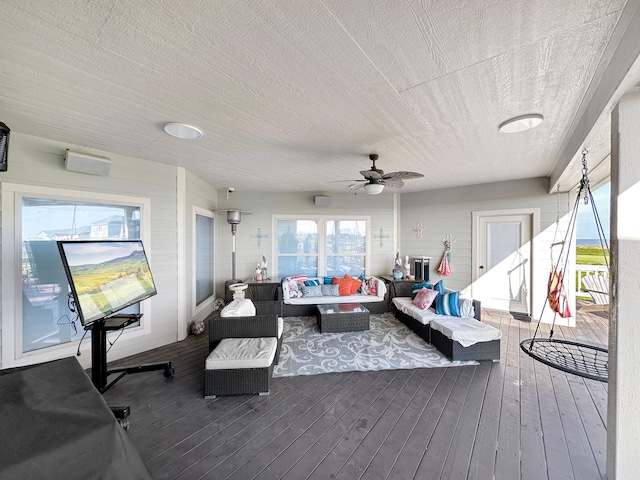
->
576 182 610 240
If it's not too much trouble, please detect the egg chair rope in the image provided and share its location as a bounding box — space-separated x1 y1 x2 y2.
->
520 150 609 382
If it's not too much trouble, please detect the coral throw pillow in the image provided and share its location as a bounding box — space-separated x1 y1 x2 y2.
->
338 279 353 296
412 288 438 310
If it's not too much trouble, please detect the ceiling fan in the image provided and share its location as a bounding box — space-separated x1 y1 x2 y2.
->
344 154 424 195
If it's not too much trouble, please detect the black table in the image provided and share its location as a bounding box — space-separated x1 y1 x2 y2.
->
0 357 152 480
316 303 370 333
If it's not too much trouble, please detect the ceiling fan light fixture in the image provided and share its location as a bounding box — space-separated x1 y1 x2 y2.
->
163 122 203 139
364 183 385 195
498 113 544 133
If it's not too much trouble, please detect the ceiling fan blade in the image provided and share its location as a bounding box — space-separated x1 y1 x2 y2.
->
381 171 424 180
381 178 405 189
349 183 366 191
360 170 382 180
328 179 365 183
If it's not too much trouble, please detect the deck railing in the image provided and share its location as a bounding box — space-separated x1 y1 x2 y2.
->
576 264 609 296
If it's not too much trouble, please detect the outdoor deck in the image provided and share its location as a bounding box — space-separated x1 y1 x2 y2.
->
102 304 609 480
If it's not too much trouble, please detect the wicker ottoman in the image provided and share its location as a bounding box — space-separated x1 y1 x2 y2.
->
316 303 370 333
429 317 501 361
204 337 277 399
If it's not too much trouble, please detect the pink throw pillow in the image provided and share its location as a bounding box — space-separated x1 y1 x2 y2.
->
412 288 438 310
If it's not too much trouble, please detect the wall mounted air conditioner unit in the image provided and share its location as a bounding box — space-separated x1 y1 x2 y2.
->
64 150 112 176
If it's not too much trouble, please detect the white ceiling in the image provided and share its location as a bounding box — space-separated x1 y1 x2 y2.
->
1 0 639 194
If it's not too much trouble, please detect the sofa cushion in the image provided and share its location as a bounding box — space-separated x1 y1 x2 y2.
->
302 285 323 297
205 337 277 370
413 288 438 309
430 317 502 347
343 275 362 295
412 281 432 298
320 284 339 296
284 276 307 298
436 291 461 316
392 297 439 325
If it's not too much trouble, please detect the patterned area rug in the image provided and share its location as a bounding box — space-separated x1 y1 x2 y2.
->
273 313 477 377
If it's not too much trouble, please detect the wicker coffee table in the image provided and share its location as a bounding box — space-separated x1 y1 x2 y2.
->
316 303 370 333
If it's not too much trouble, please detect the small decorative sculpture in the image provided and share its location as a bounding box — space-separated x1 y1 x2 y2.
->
392 251 404 279
260 253 268 280
255 263 262 281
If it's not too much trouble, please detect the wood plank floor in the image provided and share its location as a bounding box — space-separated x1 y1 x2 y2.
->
102 305 608 480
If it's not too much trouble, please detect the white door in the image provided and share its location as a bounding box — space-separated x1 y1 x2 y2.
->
473 212 533 314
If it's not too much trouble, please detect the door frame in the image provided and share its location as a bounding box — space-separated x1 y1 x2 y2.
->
472 208 540 315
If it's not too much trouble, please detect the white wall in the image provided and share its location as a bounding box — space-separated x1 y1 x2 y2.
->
213 190 400 295
400 177 572 322
0 133 189 368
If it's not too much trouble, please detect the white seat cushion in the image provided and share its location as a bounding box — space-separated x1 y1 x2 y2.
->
205 337 277 370
278 317 284 338
392 297 439 325
430 317 502 347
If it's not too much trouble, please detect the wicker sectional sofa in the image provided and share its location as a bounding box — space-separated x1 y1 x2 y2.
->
391 282 501 361
281 276 389 317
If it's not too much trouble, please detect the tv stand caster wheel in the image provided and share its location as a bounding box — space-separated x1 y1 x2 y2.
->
118 417 130 430
164 367 175 378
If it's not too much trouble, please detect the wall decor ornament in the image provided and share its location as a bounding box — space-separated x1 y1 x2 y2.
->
251 227 269 247
373 228 390 247
413 221 426 238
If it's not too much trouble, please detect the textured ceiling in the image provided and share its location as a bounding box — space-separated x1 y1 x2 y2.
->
1 0 639 194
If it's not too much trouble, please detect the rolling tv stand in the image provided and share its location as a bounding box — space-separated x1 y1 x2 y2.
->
87 313 174 394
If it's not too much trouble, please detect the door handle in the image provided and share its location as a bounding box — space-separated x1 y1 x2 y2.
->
479 265 484 269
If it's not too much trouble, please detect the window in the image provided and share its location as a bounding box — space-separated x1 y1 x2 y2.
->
326 220 366 277
21 198 141 353
276 219 318 278
274 216 369 279
194 209 214 307
2 183 152 366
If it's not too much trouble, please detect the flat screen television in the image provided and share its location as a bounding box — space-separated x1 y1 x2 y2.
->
57 240 157 326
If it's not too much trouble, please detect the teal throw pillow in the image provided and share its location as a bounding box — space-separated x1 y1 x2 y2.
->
435 291 461 316
412 281 431 298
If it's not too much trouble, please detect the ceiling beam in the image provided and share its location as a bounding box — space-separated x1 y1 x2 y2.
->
550 0 640 193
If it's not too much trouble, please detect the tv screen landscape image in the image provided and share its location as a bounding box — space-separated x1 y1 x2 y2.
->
57 240 157 326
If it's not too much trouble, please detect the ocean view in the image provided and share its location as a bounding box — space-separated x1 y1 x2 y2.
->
577 238 609 246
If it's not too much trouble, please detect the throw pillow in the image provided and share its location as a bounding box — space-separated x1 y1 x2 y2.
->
285 278 304 298
303 279 321 286
302 285 323 297
338 278 355 296
332 276 343 285
323 276 333 285
436 291 462 316
320 284 339 296
459 297 475 318
365 277 377 296
433 279 446 295
413 288 438 310
412 281 432 298
349 279 362 295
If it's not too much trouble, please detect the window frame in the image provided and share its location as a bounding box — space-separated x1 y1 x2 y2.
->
192 206 215 317
2 183 153 368
272 215 371 278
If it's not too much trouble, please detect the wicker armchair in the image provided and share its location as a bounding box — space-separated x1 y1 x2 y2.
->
208 311 282 362
204 311 282 398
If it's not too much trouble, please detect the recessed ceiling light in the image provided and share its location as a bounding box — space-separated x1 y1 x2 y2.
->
163 122 203 139
498 114 544 133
